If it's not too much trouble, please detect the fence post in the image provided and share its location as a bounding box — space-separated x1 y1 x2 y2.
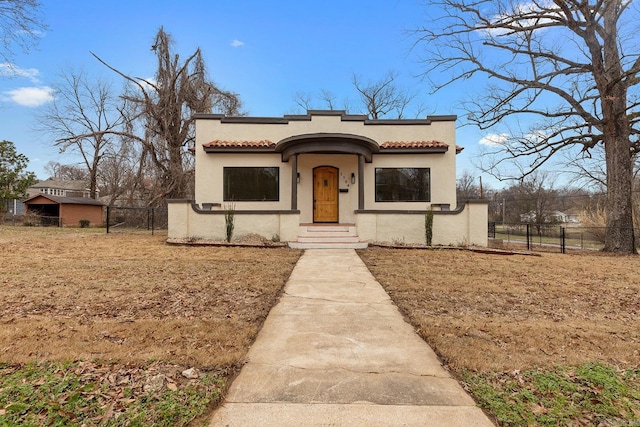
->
526 223 531 251
106 206 110 234
151 208 155 236
561 227 565 254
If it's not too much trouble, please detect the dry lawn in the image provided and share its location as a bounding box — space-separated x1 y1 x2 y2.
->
358 247 640 373
0 226 301 371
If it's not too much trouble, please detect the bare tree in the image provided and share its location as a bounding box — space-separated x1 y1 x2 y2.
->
44 161 89 181
416 0 640 253
0 0 47 63
495 171 557 226
292 91 314 112
319 89 337 110
352 71 415 119
517 172 558 231
456 171 481 200
97 141 139 206
563 147 640 192
93 27 243 204
292 89 345 112
37 68 125 199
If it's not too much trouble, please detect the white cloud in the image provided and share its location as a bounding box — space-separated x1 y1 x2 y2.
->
3 86 54 107
0 62 41 83
479 133 509 146
230 39 245 47
140 77 157 92
479 1 556 37
479 130 548 147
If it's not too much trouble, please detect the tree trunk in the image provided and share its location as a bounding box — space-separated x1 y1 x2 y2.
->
600 2 636 254
603 109 635 253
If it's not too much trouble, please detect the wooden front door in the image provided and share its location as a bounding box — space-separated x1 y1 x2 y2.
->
313 166 338 223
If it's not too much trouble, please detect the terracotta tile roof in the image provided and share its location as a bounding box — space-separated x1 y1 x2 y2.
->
380 141 449 149
203 140 276 148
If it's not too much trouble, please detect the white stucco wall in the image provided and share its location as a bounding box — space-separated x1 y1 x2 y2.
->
168 201 300 242
195 113 456 150
356 201 489 247
364 153 456 209
195 153 290 210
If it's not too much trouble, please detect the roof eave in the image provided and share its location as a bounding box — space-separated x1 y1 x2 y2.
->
379 147 449 154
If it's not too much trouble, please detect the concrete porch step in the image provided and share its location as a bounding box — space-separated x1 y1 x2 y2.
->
290 224 368 249
298 224 357 235
297 235 362 243
288 241 369 249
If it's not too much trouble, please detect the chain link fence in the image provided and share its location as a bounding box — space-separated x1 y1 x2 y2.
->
105 206 168 235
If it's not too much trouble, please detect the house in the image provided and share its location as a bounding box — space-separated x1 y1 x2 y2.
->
168 110 488 247
28 179 98 199
23 194 104 227
5 179 98 220
519 210 582 224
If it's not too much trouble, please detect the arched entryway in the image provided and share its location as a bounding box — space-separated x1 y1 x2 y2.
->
313 166 339 223
276 133 377 217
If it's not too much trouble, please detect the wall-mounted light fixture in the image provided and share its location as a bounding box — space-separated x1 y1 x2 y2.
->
351 173 356 184
297 172 301 183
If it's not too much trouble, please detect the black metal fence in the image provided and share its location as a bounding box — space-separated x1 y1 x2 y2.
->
488 222 639 253
105 206 168 235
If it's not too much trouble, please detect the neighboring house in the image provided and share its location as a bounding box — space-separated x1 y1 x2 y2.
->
23 194 104 227
28 179 98 199
168 110 488 247
6 179 98 220
520 210 582 224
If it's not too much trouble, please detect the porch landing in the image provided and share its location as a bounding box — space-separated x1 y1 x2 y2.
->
288 224 368 249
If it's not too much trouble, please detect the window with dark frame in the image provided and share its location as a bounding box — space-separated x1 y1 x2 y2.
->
375 168 430 202
223 167 279 201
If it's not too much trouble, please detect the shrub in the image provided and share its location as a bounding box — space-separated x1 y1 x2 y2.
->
224 203 235 243
425 208 434 246
79 219 90 228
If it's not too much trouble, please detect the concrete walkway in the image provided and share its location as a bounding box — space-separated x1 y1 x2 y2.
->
210 249 494 426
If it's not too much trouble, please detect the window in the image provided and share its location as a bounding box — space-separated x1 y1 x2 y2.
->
375 168 430 202
223 167 279 201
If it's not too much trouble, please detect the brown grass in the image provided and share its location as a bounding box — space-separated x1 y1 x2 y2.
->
0 226 301 371
358 247 640 373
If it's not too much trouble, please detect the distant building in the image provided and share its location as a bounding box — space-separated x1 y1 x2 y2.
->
28 179 98 199
23 194 104 227
520 210 581 224
5 179 100 224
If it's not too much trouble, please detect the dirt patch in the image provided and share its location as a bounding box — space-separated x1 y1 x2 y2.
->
167 233 286 247
357 247 640 373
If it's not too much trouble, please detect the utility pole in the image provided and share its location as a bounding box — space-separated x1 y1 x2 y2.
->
502 198 506 224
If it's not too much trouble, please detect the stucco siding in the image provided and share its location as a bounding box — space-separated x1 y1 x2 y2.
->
195 114 457 149
355 203 489 246
195 153 290 210
364 153 456 210
168 201 300 242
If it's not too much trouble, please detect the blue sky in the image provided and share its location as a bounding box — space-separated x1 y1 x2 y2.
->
1 0 500 186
